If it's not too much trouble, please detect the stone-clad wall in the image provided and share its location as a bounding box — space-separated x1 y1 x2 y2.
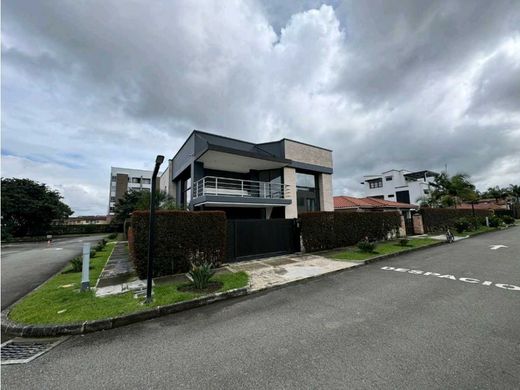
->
283 139 332 168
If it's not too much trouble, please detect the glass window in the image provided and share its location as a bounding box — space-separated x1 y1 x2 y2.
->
385 176 393 181
368 179 383 189
142 178 151 184
132 177 141 183
111 175 116 182
296 173 315 189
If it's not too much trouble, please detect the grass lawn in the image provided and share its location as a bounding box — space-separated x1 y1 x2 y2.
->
9 242 248 325
326 238 439 262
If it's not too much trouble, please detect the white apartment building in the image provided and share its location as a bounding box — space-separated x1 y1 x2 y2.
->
108 167 155 214
362 169 438 204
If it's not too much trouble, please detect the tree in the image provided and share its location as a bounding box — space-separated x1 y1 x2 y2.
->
481 186 510 202
1 178 73 237
428 172 477 208
112 189 177 224
508 184 520 203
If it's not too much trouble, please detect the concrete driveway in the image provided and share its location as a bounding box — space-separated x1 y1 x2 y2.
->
1 235 107 310
2 227 519 389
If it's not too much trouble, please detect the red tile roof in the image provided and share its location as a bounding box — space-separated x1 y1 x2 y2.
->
334 196 417 210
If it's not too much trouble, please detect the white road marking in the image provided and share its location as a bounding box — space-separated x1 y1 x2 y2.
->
489 245 508 250
381 266 520 291
55 248 63 251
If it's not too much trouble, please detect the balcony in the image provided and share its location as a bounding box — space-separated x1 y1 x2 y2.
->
192 176 292 207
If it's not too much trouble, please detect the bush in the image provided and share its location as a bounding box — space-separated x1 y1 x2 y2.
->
130 211 226 279
300 211 401 252
90 249 97 258
69 257 82 272
454 217 471 233
501 215 515 225
495 209 513 219
420 208 492 233
186 262 216 290
108 233 117 240
399 238 409 246
488 215 501 228
357 240 376 253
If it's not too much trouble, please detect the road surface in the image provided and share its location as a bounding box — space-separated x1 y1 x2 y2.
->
2 228 519 389
1 235 107 310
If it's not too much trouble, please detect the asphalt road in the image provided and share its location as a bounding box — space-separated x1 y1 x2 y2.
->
1 235 107 310
2 228 519 389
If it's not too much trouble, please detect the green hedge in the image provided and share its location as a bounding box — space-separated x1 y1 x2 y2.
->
494 209 513 218
48 224 121 235
129 211 226 279
300 211 401 252
420 208 491 233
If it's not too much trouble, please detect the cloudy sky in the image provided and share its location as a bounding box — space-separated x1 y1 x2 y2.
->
2 0 520 215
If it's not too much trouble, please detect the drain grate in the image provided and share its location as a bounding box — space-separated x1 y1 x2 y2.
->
1 338 68 365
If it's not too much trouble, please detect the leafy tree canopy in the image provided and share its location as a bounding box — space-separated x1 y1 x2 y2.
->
1 178 73 237
112 189 177 224
428 172 477 208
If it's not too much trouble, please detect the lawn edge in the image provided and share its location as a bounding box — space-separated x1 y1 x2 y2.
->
3 224 514 338
1 286 248 337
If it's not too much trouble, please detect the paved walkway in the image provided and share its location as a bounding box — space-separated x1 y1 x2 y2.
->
227 253 358 291
95 242 146 297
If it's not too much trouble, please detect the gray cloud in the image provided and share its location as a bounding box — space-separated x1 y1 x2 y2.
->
2 0 519 214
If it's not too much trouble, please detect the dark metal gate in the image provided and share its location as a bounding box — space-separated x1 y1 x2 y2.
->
404 213 414 235
227 219 300 262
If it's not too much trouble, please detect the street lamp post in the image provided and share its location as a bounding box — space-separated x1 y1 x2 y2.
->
145 155 164 304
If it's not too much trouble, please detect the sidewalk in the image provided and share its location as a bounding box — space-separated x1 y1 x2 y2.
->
227 254 359 292
95 242 146 297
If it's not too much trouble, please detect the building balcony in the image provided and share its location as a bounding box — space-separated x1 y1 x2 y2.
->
191 176 292 207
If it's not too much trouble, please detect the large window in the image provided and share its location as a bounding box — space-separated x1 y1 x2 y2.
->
296 172 319 214
184 178 192 207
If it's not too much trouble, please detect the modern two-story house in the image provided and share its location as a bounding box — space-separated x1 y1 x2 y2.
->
362 169 438 204
159 130 333 219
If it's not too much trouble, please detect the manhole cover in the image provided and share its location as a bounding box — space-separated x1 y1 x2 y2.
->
1 337 68 365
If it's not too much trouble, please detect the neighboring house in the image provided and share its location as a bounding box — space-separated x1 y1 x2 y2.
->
334 196 417 217
53 216 108 225
159 130 333 219
362 169 438 204
108 167 159 215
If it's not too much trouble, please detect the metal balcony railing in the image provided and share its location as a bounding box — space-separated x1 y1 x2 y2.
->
193 176 291 200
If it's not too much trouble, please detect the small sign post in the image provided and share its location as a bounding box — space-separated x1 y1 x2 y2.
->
81 243 90 292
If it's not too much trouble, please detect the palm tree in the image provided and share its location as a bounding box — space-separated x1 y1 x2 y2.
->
429 172 477 208
509 184 520 203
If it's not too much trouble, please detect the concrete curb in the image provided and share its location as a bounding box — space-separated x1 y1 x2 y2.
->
1 287 248 338
3 225 513 338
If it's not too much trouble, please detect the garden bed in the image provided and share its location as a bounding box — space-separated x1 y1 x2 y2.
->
323 238 439 262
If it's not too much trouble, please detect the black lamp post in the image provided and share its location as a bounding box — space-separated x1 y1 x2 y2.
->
145 155 164 303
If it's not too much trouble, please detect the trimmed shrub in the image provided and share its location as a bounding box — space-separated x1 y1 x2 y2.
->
495 209 513 219
501 215 515 225
90 249 97 258
108 233 117 240
357 240 376 253
420 208 492 233
300 211 401 252
488 215 502 228
454 217 471 233
399 238 409 246
69 257 82 272
186 262 216 290
300 212 335 252
130 211 226 279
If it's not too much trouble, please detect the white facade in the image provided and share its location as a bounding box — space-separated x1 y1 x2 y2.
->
108 167 154 214
362 169 437 204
